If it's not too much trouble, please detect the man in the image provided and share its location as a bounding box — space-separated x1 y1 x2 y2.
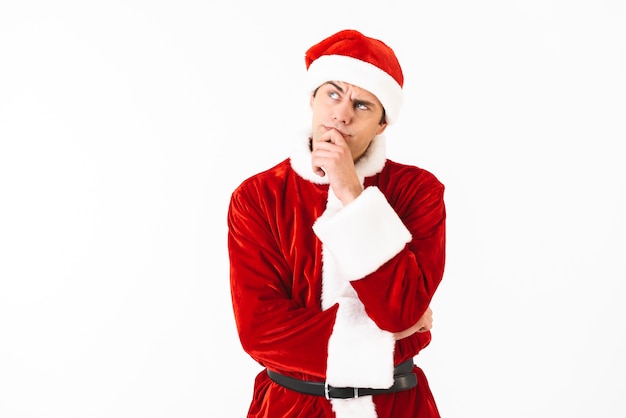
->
228 29 446 418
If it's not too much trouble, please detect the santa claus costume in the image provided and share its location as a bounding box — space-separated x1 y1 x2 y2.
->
228 29 446 418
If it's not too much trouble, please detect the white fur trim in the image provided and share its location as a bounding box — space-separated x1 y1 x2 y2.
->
326 297 396 388
313 187 412 281
319 189 354 311
305 54 403 124
294 132 397 418
331 396 378 418
317 184 397 418
289 134 387 184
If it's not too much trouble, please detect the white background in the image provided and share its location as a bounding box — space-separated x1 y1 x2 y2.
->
1 1 625 417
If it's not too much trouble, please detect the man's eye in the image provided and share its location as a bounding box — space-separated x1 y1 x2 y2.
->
329 91 340 100
356 102 368 110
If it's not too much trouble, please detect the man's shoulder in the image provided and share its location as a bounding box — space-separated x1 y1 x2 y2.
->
231 158 293 195
382 159 444 190
378 160 445 212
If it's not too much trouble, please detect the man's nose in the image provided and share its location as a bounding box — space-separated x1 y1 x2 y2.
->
332 101 353 124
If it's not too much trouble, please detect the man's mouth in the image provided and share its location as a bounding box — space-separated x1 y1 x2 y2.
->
323 126 350 138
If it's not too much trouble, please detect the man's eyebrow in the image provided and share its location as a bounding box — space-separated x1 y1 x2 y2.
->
326 81 344 93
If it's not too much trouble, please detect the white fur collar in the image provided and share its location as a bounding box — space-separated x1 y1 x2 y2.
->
289 133 387 184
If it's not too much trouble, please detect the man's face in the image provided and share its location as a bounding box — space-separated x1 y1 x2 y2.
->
310 81 387 162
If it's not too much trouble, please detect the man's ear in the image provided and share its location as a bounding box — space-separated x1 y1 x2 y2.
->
309 94 315 109
376 122 388 135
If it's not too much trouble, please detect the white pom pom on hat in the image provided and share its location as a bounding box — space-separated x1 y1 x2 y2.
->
305 29 404 125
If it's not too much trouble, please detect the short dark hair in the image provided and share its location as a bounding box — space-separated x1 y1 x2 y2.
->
379 109 386 125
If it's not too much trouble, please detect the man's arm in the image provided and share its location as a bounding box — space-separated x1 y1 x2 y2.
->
393 307 433 340
313 165 446 335
228 180 338 378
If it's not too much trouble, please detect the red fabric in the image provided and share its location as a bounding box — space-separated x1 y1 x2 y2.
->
228 158 445 417
304 29 404 87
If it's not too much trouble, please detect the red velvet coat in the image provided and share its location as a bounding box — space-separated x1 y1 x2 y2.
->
228 135 446 418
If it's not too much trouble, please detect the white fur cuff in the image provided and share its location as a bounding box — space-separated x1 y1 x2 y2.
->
313 186 412 281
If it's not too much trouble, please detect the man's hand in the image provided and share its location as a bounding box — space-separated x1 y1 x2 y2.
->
393 307 433 340
311 128 362 205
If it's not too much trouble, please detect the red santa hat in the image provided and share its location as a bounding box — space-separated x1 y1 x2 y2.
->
305 29 404 125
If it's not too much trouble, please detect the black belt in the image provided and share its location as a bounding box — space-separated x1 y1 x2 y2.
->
266 358 417 400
